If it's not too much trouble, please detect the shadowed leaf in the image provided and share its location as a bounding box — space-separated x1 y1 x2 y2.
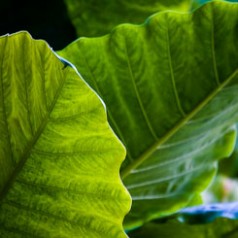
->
128 218 238 238
59 1 238 229
64 0 191 37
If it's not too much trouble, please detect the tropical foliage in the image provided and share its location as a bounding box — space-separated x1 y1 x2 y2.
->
0 0 238 237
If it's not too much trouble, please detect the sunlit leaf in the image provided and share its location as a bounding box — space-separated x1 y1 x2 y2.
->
0 32 131 237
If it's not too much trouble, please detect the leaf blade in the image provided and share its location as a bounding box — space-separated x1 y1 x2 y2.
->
59 1 238 228
0 32 131 237
64 0 191 37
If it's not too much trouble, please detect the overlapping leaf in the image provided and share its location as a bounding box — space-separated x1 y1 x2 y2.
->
128 218 238 238
191 0 238 10
60 1 238 228
64 0 191 37
0 32 131 237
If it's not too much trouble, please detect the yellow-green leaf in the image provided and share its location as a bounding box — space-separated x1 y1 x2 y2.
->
0 32 131 237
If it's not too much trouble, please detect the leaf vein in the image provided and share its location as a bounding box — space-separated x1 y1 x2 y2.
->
124 39 159 141
4 199 119 228
166 27 186 117
23 40 34 136
211 10 220 85
0 36 14 167
0 64 67 201
121 69 238 178
0 224 43 238
128 164 210 189
81 48 133 160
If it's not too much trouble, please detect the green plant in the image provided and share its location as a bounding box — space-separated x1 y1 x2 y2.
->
1 0 238 237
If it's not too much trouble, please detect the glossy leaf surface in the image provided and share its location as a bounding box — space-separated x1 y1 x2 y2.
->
0 32 131 237
60 2 238 228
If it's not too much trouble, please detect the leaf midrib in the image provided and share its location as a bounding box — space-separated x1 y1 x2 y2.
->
121 68 238 179
0 61 67 200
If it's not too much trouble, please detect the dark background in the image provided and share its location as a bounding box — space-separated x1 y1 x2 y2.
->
0 0 77 50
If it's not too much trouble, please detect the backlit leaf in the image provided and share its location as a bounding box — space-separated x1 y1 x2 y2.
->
0 32 131 237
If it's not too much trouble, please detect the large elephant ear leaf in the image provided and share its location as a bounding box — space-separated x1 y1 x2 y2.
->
0 32 131 237
64 0 191 37
59 1 238 229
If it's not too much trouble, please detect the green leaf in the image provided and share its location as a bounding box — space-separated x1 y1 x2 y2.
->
64 0 191 37
219 125 238 177
128 218 238 238
0 32 131 237
190 0 238 10
59 1 238 229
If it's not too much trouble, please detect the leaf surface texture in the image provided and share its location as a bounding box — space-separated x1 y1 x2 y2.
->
0 32 131 237
64 0 191 37
59 2 238 228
